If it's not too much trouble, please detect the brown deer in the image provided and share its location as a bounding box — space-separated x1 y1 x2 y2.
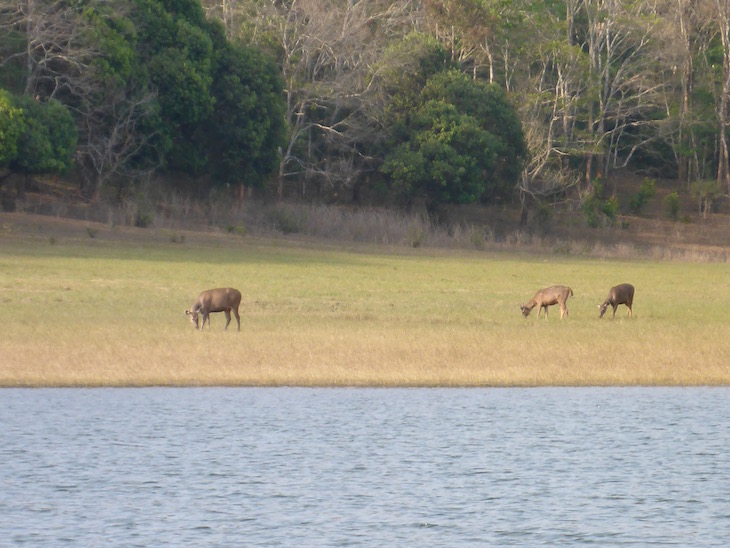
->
599 283 634 318
520 285 574 319
186 288 241 331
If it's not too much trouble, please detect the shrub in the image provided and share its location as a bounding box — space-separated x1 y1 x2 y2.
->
664 192 680 220
134 211 153 228
267 205 303 234
582 182 618 228
226 225 247 237
629 178 656 214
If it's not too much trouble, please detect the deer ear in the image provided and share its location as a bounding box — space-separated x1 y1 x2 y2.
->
185 310 191 315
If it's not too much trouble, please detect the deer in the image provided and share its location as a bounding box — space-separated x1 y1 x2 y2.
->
599 283 634 319
520 285 574 319
185 288 241 331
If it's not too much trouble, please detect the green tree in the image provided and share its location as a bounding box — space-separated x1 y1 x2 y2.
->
0 89 24 168
383 101 498 212
207 44 286 188
382 69 525 214
130 0 286 189
420 70 526 196
133 0 215 173
11 96 77 176
379 33 451 121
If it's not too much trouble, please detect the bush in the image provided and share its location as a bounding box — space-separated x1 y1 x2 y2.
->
664 192 680 220
134 211 153 228
267 205 303 234
582 182 618 228
629 178 656 214
226 225 247 237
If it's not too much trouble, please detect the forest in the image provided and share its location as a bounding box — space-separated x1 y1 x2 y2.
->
2 0 730 223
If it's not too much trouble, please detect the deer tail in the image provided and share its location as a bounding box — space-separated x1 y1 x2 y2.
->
569 287 574 296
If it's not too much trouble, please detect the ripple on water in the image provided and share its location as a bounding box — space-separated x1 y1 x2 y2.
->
1 387 729 545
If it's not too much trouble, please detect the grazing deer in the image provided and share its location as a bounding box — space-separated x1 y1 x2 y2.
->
599 283 634 319
186 288 241 331
520 285 574 319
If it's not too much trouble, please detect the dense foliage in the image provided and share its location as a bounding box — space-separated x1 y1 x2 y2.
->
4 0 730 218
0 90 23 167
382 69 525 212
11 95 77 177
209 0 730 216
0 0 286 197
0 90 76 190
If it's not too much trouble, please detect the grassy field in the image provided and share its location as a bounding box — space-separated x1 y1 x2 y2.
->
2 214 729 386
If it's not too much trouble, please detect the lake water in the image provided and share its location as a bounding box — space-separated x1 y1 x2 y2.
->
1 387 729 546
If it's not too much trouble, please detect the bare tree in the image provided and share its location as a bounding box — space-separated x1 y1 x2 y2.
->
205 0 419 200
581 0 669 187
195 0 730 211
77 87 159 197
422 0 523 88
201 0 235 38
673 0 697 186
1 1 92 98
711 0 730 193
515 7 586 223
1 0 159 197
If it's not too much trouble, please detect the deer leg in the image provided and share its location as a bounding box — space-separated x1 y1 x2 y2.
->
233 307 241 331
612 304 618 318
224 309 232 330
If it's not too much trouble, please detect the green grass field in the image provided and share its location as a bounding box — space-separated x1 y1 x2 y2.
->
2 218 729 386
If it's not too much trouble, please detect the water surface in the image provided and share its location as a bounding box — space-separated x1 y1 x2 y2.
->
1 387 728 545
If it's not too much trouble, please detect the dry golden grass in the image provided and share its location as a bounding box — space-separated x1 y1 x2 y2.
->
1 212 730 386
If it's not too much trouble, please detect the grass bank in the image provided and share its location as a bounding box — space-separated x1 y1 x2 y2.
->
1 214 729 386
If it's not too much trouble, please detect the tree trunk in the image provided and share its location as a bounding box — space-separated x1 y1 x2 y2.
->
713 0 730 193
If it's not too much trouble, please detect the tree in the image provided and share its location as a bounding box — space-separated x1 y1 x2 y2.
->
8 95 77 197
1 0 286 197
207 43 286 189
0 88 23 169
0 0 159 196
133 0 216 174
664 0 698 187
512 0 587 223
129 0 287 192
224 0 422 200
580 0 669 185
383 101 498 211
423 0 524 88
711 0 730 193
382 69 525 214
423 68 526 193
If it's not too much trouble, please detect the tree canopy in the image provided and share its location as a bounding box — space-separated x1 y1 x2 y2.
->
11 95 77 177
0 0 286 196
0 89 23 168
382 69 525 212
5 0 730 216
